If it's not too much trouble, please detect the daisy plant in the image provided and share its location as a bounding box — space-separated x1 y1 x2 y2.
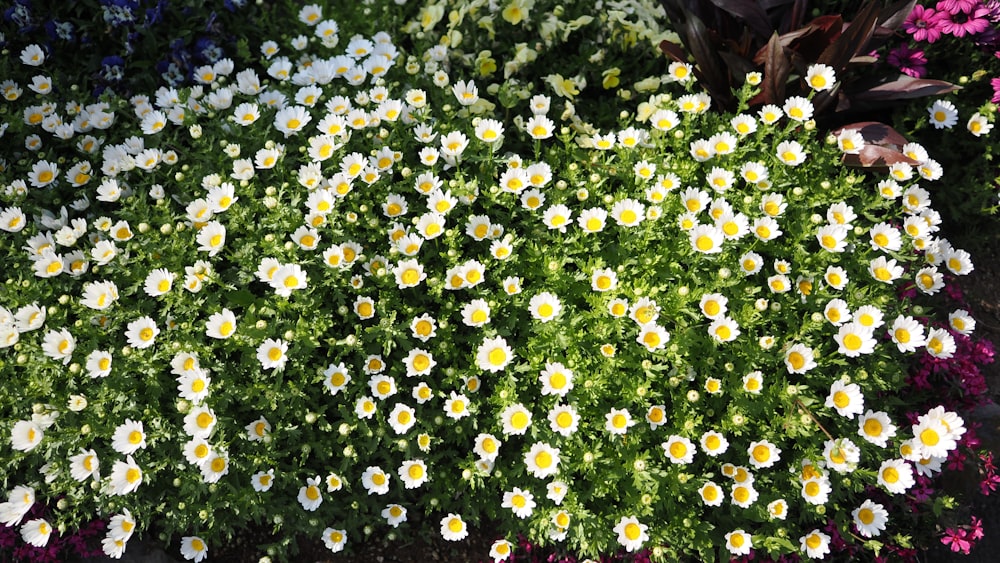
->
0 2 994 562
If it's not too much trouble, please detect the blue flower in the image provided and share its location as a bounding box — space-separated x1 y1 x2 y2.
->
100 55 126 82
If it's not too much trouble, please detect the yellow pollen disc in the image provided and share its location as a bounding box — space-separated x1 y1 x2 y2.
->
624 523 641 540
864 418 883 436
788 352 805 370
209 234 222 247
716 326 731 340
858 508 874 525
211 457 226 472
128 430 143 444
883 467 899 483
669 441 687 459
139 328 154 341
806 534 822 549
920 428 940 446
194 444 209 458
401 269 420 285
555 412 574 428
197 412 214 428
267 347 283 361
535 451 552 468
733 486 750 502
731 533 744 547
643 331 661 347
448 518 463 533
843 334 862 350
510 411 528 429
126 468 141 483
833 391 850 408
488 348 507 366
705 435 720 450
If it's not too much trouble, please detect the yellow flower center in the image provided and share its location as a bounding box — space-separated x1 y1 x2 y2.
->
669 441 687 459
843 334 862 350
510 411 528 429
488 348 507 366
920 428 940 446
788 352 805 370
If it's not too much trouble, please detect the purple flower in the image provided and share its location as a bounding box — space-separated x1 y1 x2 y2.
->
904 4 948 42
887 44 928 77
938 3 992 36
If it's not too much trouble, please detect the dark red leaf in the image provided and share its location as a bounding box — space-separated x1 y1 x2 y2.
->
681 15 737 109
659 39 688 63
832 122 910 148
879 0 918 31
842 145 919 169
757 33 791 105
818 1 880 70
853 75 961 101
707 0 773 39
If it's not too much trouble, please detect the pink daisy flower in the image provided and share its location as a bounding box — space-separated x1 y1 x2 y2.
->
904 5 948 42
887 44 928 78
936 0 981 14
938 4 991 37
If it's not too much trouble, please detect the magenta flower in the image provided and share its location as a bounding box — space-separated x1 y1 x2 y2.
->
990 77 1000 103
970 516 985 540
905 4 948 42
937 0 981 14
938 3 992 36
941 528 972 554
887 44 928 77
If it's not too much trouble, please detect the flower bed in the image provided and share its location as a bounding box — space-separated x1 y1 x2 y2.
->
0 2 997 562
